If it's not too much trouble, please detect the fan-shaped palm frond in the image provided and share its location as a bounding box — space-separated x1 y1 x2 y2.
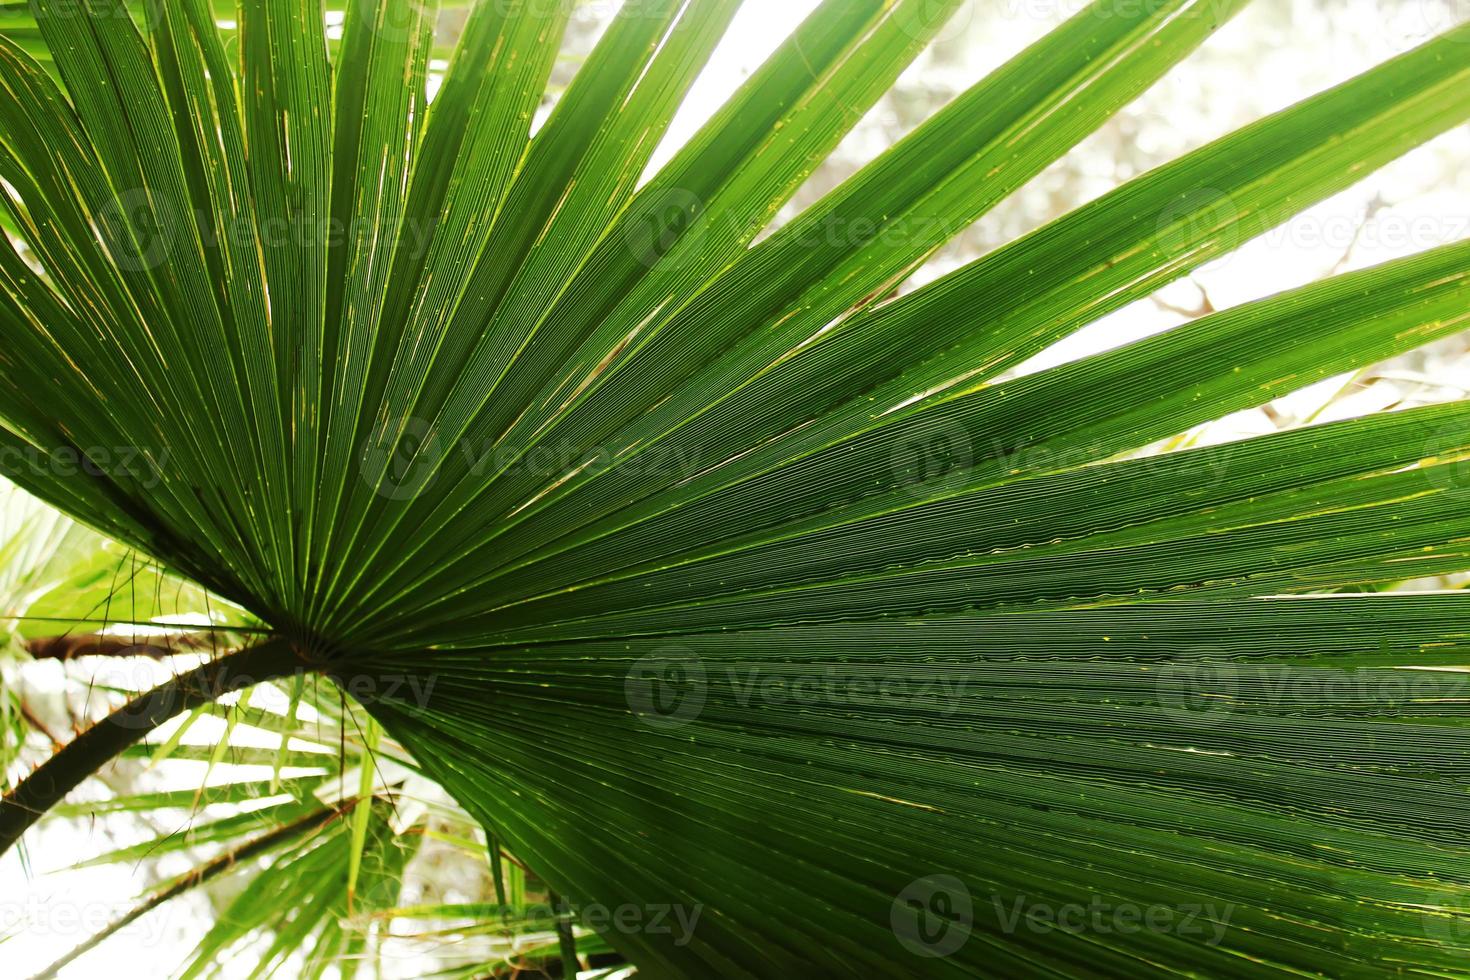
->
3 0 1470 975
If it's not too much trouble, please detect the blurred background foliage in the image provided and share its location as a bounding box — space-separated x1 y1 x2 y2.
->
1 0 1468 976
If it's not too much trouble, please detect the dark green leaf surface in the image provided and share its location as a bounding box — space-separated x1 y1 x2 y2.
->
4 1 1470 975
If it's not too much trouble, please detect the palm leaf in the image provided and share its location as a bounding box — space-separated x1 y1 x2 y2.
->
4 0 1470 975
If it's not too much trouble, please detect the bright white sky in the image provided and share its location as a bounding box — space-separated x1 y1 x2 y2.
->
4 1 1470 976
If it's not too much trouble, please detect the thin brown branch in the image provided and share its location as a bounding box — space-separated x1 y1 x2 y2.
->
25 632 214 661
1151 279 1216 319
29 797 357 980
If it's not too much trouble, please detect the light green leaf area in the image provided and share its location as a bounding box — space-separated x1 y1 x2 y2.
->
3 0 1470 975
0 480 249 643
177 799 416 980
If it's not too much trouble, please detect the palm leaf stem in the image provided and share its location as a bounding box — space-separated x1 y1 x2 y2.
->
0 636 303 856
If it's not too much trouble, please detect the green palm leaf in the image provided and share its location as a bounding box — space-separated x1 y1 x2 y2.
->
3 0 1470 975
